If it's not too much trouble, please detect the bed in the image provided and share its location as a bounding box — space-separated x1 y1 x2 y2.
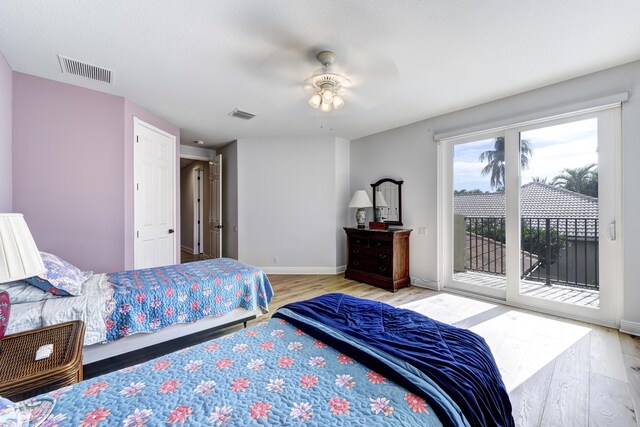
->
4 293 514 426
4 255 273 364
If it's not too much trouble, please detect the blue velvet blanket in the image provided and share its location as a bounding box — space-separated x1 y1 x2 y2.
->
274 293 514 427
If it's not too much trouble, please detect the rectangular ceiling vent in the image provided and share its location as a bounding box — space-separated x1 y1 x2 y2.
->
229 108 256 120
57 54 113 84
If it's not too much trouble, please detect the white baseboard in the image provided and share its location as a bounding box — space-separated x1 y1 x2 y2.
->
181 245 194 254
260 266 346 275
411 276 440 290
620 319 640 336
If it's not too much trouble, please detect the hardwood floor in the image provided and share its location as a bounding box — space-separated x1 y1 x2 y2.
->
262 274 640 427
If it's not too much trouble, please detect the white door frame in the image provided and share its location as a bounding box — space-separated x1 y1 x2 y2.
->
133 117 178 268
438 106 622 327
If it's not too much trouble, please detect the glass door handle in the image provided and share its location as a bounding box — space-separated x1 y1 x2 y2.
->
605 222 616 241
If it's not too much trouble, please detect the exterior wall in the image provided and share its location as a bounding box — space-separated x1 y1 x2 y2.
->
0 52 12 212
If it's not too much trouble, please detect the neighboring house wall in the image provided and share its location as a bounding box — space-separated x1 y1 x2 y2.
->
11 74 180 273
0 52 12 212
237 137 349 273
351 59 640 329
219 141 238 259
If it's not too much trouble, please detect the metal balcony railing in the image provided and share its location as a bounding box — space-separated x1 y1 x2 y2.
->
462 217 599 290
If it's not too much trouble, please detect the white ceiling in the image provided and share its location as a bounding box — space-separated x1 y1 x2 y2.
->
1 1 639 148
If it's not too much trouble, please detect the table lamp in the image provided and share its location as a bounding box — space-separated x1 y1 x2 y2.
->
374 191 388 222
0 214 46 353
349 190 373 229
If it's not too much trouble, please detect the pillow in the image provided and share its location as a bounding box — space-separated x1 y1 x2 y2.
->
24 252 91 297
0 292 9 340
0 282 58 304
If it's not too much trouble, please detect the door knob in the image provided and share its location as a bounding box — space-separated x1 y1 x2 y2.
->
215 225 224 229
168 229 175 234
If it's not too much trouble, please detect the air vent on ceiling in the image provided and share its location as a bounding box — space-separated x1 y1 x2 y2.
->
57 54 113 84
229 108 256 120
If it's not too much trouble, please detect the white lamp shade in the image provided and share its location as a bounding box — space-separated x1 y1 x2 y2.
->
308 93 321 109
375 191 388 207
348 190 373 208
320 99 331 112
0 214 45 283
332 94 345 110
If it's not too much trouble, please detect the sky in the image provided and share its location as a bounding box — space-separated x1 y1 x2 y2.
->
453 118 598 192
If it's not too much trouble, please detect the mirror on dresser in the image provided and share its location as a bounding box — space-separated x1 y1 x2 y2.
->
371 178 403 226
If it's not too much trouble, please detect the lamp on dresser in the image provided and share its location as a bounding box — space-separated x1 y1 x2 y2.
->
348 190 373 229
374 191 388 222
0 213 46 353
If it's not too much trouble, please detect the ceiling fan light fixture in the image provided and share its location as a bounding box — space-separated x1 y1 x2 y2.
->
308 93 321 109
320 100 331 113
305 50 350 113
332 94 345 110
322 89 334 103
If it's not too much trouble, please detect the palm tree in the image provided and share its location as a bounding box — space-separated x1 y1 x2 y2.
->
531 177 548 184
551 163 598 197
479 137 532 190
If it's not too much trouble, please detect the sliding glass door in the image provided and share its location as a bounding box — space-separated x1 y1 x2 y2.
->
441 107 621 324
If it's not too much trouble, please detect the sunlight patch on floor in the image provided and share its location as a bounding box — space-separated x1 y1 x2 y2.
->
400 293 498 325
469 310 592 391
400 293 593 392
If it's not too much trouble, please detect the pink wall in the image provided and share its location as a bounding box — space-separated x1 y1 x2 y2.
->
12 73 125 272
0 52 12 212
123 100 181 269
12 74 181 273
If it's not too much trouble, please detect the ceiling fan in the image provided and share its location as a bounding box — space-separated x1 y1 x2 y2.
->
304 51 351 112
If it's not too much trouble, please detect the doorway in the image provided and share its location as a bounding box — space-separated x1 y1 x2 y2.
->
440 107 621 325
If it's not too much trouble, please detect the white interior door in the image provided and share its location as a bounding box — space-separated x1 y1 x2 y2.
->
209 154 222 258
134 118 177 269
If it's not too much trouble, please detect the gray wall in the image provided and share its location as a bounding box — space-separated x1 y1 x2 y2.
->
236 137 349 273
351 120 438 286
220 141 239 259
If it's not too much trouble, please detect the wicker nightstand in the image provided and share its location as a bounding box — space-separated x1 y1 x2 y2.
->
0 320 85 401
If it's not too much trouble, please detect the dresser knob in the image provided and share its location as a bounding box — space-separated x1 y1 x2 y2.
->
379 253 387 259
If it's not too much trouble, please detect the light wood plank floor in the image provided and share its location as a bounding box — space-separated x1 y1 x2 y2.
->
258 274 639 427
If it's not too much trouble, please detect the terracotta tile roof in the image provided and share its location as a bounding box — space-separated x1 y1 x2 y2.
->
454 182 598 238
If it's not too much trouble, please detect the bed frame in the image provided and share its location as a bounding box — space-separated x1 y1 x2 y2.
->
83 307 260 376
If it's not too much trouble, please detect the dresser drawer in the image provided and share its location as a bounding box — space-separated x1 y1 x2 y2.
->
350 236 369 247
344 227 412 292
369 239 392 250
349 248 392 277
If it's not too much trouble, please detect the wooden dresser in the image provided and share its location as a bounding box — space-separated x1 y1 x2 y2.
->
344 227 412 292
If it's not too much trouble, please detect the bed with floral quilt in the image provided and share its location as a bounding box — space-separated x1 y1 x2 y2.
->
7 293 513 427
5 255 273 363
